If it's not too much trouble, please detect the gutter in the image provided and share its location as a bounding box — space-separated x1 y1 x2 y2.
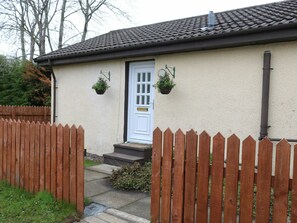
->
48 59 56 123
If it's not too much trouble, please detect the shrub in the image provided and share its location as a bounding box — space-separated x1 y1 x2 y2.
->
109 162 152 192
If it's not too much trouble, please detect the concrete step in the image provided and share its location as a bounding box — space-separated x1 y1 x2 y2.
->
113 143 152 160
103 152 144 166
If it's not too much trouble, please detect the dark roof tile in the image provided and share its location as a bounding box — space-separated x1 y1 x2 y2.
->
36 0 297 62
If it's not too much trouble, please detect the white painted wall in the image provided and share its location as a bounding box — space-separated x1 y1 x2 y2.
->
154 41 297 141
52 41 297 155
53 60 126 154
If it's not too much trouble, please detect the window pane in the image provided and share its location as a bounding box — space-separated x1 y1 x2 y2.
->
142 84 145 93
147 72 151 82
137 73 141 82
137 84 140 93
147 96 150 105
142 73 146 82
147 84 150 93
136 96 140 104
142 96 145 105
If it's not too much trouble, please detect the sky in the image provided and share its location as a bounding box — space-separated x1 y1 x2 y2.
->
0 0 279 56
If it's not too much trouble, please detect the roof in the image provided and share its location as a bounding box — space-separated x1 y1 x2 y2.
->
35 0 297 66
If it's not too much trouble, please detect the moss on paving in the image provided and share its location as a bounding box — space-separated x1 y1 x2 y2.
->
84 159 101 167
0 181 79 223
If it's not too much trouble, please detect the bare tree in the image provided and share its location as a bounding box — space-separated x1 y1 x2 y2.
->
78 0 130 41
0 0 130 59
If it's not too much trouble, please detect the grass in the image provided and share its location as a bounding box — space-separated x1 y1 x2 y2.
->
84 159 101 167
0 181 80 223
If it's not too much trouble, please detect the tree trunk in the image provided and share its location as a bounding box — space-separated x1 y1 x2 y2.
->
58 0 67 49
20 0 26 61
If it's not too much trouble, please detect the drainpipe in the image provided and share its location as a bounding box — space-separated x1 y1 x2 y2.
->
48 59 56 123
259 51 272 140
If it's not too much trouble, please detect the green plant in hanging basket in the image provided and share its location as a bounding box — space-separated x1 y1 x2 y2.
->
154 72 176 94
92 77 109 95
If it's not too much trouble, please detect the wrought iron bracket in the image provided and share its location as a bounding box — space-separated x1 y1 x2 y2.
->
158 65 175 78
100 70 111 81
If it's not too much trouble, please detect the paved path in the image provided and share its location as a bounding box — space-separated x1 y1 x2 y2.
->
81 164 150 223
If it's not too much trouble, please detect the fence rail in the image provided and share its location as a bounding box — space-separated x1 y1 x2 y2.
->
0 119 84 213
0 105 51 123
151 128 296 223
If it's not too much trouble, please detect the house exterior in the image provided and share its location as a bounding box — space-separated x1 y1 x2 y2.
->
35 0 297 156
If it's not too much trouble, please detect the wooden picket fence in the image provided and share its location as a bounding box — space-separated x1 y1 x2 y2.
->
151 128 297 223
0 105 51 122
0 119 84 213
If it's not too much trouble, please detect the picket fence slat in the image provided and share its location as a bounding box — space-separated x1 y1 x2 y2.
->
224 134 240 223
51 124 57 197
39 123 45 191
196 131 211 223
45 123 51 192
272 140 291 223
57 124 63 200
3 121 7 180
172 129 185 223
29 123 35 193
7 121 12 183
0 105 50 123
70 126 77 205
76 126 84 214
15 121 21 187
161 129 173 223
0 120 3 180
239 136 256 223
183 130 197 223
209 133 225 223
63 125 70 202
34 123 40 192
24 122 30 191
292 145 297 222
151 128 162 223
255 138 273 223
0 119 84 213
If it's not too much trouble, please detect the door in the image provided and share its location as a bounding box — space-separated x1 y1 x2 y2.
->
127 61 155 144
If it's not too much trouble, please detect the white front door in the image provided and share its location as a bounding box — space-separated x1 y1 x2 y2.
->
127 61 155 144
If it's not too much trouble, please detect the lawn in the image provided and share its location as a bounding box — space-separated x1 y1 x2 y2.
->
0 181 80 223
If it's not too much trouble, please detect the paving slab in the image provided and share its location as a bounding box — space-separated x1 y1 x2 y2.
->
91 190 148 209
106 208 149 223
85 178 113 198
85 169 109 182
119 196 150 220
86 164 120 175
96 212 129 223
83 215 107 223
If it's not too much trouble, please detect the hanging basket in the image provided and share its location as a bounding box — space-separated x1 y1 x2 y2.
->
95 89 106 95
160 88 172 95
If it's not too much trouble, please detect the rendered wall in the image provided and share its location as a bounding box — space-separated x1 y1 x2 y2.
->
52 41 297 155
154 41 297 141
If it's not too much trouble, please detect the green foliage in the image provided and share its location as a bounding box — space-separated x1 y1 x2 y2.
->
0 55 51 106
109 162 152 192
84 159 101 167
92 77 109 91
0 181 79 223
154 73 175 92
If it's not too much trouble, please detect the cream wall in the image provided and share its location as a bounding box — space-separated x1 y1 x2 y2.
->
53 60 126 154
52 41 297 155
154 41 297 141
